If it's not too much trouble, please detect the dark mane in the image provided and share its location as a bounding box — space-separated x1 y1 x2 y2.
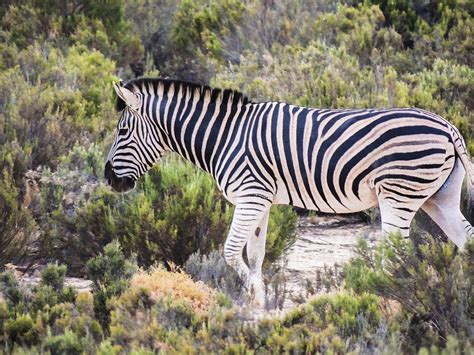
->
115 77 251 111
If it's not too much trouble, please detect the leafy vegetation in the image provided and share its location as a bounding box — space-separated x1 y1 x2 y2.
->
0 0 472 353
344 234 473 353
0 238 471 353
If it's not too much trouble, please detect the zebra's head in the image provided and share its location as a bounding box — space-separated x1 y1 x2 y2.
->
105 81 165 192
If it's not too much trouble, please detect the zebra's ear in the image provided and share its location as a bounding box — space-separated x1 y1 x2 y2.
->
113 82 140 110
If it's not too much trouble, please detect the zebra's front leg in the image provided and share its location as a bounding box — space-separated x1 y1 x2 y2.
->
246 209 269 305
224 200 271 305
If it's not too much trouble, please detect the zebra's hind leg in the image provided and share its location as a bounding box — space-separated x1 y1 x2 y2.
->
378 197 417 238
224 199 271 305
376 184 426 238
421 159 473 250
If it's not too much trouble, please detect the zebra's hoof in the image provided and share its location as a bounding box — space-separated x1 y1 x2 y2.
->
248 279 265 307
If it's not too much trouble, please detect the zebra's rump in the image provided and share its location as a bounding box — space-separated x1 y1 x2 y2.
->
247 106 456 213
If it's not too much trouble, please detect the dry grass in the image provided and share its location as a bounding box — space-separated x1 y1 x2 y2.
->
128 266 217 313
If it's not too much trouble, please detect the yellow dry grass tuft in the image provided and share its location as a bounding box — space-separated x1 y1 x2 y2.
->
129 266 217 313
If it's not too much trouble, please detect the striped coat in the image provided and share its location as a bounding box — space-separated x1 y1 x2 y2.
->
105 78 473 304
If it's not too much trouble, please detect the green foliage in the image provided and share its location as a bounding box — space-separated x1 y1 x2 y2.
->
313 4 390 63
86 241 137 331
0 258 117 350
1 5 44 48
86 241 137 295
101 265 385 353
185 250 244 300
44 329 84 355
108 275 384 353
0 172 34 266
367 0 474 52
344 234 473 352
40 263 67 292
0 42 117 180
266 205 298 264
4 314 38 346
0 271 22 306
59 143 105 178
39 155 297 274
126 0 246 82
0 243 471 353
405 58 473 140
0 0 143 67
171 0 244 57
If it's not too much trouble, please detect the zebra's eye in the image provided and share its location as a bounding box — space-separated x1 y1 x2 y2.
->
118 128 128 136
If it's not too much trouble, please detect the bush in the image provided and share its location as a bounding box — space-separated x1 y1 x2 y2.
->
86 241 137 331
0 172 34 267
31 264 77 313
0 242 470 353
0 42 118 187
108 274 385 354
40 155 298 274
261 292 383 353
0 271 21 306
185 250 244 301
4 314 38 347
44 329 84 355
40 263 67 292
344 234 474 352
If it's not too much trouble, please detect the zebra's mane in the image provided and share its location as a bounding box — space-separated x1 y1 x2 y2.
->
115 78 250 111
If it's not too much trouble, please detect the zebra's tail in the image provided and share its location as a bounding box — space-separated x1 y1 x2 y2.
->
450 125 474 186
450 124 474 216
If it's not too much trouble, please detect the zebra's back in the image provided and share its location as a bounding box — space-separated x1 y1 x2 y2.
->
246 105 456 213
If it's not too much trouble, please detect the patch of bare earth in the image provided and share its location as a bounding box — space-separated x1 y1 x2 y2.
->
270 214 383 313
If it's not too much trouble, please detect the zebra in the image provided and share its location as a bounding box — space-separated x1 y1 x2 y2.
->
105 78 473 304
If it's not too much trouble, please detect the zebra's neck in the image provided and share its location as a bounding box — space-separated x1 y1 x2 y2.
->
135 79 251 178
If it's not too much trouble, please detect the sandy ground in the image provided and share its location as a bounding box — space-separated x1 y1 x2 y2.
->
253 214 383 314
283 215 381 296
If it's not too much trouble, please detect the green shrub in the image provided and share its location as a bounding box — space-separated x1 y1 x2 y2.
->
313 4 388 64
265 205 297 264
86 241 137 331
59 143 106 178
87 241 137 295
107 268 385 354
44 329 84 355
1 5 44 48
344 234 474 352
4 314 38 346
40 264 66 292
40 155 297 273
0 42 117 186
0 171 34 266
165 0 246 81
0 271 21 306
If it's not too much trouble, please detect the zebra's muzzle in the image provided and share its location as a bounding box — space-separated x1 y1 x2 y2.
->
104 161 136 193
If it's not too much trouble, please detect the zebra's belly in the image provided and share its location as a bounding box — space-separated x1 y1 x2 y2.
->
273 177 378 213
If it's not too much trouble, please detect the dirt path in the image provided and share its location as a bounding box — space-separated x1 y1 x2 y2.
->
278 214 382 310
